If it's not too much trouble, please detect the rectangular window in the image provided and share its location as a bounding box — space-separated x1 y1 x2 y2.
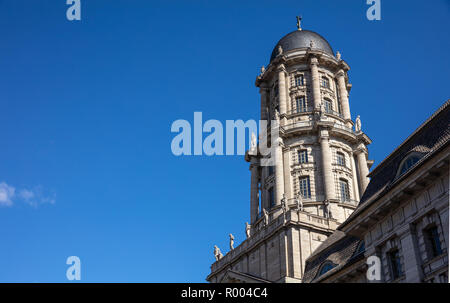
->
321 77 330 89
296 96 306 113
388 250 403 280
299 176 311 199
324 99 332 113
295 75 304 86
425 226 443 258
298 150 308 164
268 166 274 176
339 179 350 202
336 152 345 166
268 188 275 208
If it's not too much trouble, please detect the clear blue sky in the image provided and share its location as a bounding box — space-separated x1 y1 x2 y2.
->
0 0 448 282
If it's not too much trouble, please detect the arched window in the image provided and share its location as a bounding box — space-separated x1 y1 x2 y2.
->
339 179 350 202
317 261 337 278
396 152 422 178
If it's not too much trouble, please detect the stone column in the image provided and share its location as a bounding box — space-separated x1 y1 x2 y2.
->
260 84 269 121
309 57 321 109
283 147 292 202
336 70 352 126
399 225 424 282
250 158 260 224
275 136 285 205
278 65 287 118
350 152 361 200
355 147 370 194
319 130 335 200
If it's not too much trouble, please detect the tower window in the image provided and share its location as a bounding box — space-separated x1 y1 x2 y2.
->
268 187 275 208
268 166 274 176
336 152 345 166
296 96 306 113
321 77 330 89
299 176 311 199
295 74 304 86
339 179 350 202
425 226 443 259
324 99 332 113
298 150 308 164
273 83 279 97
388 249 403 280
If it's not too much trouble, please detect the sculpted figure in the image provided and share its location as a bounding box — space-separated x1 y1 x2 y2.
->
245 222 251 239
250 132 257 153
278 45 283 55
260 65 265 75
263 208 269 226
355 115 362 132
295 192 303 212
229 233 234 250
324 201 332 219
336 51 341 60
214 245 223 261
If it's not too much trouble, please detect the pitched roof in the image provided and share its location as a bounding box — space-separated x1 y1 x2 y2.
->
360 99 450 205
302 231 362 283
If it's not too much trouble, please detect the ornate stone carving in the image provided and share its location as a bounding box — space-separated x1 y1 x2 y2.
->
278 45 283 56
355 115 362 132
295 192 303 211
245 222 251 239
214 245 223 261
263 208 269 226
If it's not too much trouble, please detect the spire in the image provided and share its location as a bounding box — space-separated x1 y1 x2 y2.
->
296 16 302 31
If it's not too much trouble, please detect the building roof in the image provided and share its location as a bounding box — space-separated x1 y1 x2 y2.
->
270 30 334 62
302 231 363 283
359 99 450 205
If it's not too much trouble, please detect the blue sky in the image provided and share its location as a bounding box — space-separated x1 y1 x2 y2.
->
0 0 449 282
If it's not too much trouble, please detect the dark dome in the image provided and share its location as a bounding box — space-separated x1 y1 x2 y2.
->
270 30 334 62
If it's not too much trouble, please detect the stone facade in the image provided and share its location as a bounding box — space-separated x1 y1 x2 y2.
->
303 100 450 283
207 26 372 283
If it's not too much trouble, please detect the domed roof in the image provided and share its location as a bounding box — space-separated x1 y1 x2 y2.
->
270 30 334 62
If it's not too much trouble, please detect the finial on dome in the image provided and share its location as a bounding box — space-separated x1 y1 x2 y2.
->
296 16 302 31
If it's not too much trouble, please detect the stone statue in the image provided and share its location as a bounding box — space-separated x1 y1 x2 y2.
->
336 51 341 61
229 233 234 250
214 245 223 261
355 115 362 132
245 222 251 239
324 201 332 219
263 208 269 226
274 108 280 121
250 132 257 152
310 40 315 48
295 192 303 212
278 45 283 56
260 65 265 75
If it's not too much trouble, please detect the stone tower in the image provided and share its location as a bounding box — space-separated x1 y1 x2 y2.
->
207 24 372 283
